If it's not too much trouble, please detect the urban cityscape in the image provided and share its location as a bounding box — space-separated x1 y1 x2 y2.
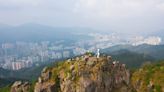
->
0 33 162 70
0 41 78 70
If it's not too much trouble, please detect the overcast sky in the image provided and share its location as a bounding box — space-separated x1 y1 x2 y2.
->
0 0 164 33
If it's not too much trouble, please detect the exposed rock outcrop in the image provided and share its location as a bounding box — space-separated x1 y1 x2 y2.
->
34 55 134 92
10 81 30 92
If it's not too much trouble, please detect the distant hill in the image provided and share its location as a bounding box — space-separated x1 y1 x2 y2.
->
0 68 27 87
0 78 20 87
102 44 164 68
0 23 93 43
103 44 164 60
151 30 164 40
0 65 45 88
106 50 155 68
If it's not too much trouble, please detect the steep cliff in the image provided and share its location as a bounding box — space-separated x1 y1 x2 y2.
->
34 55 134 92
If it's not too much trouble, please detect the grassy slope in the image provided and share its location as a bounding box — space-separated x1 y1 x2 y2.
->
131 61 164 92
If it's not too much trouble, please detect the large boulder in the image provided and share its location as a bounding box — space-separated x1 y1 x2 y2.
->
10 81 30 92
34 82 56 92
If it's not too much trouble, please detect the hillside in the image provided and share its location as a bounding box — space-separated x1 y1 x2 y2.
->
0 64 48 88
103 44 164 60
107 50 155 68
131 61 164 92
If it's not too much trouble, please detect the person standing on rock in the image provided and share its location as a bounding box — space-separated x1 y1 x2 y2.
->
96 49 100 58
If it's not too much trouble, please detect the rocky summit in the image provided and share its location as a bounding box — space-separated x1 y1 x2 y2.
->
10 54 164 92
33 55 134 92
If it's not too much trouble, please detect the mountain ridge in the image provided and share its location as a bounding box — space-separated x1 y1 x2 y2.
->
103 44 164 60
0 23 94 43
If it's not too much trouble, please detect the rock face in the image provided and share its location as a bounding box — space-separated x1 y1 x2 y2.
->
34 55 134 92
34 82 56 92
34 67 56 92
10 81 30 92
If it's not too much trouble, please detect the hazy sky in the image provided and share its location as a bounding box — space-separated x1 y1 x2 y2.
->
0 0 164 33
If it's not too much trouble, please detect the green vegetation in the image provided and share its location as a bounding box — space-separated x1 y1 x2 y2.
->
29 79 37 92
0 61 58 88
108 50 155 68
104 44 164 60
0 85 10 92
155 85 162 92
85 52 94 56
131 61 164 92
